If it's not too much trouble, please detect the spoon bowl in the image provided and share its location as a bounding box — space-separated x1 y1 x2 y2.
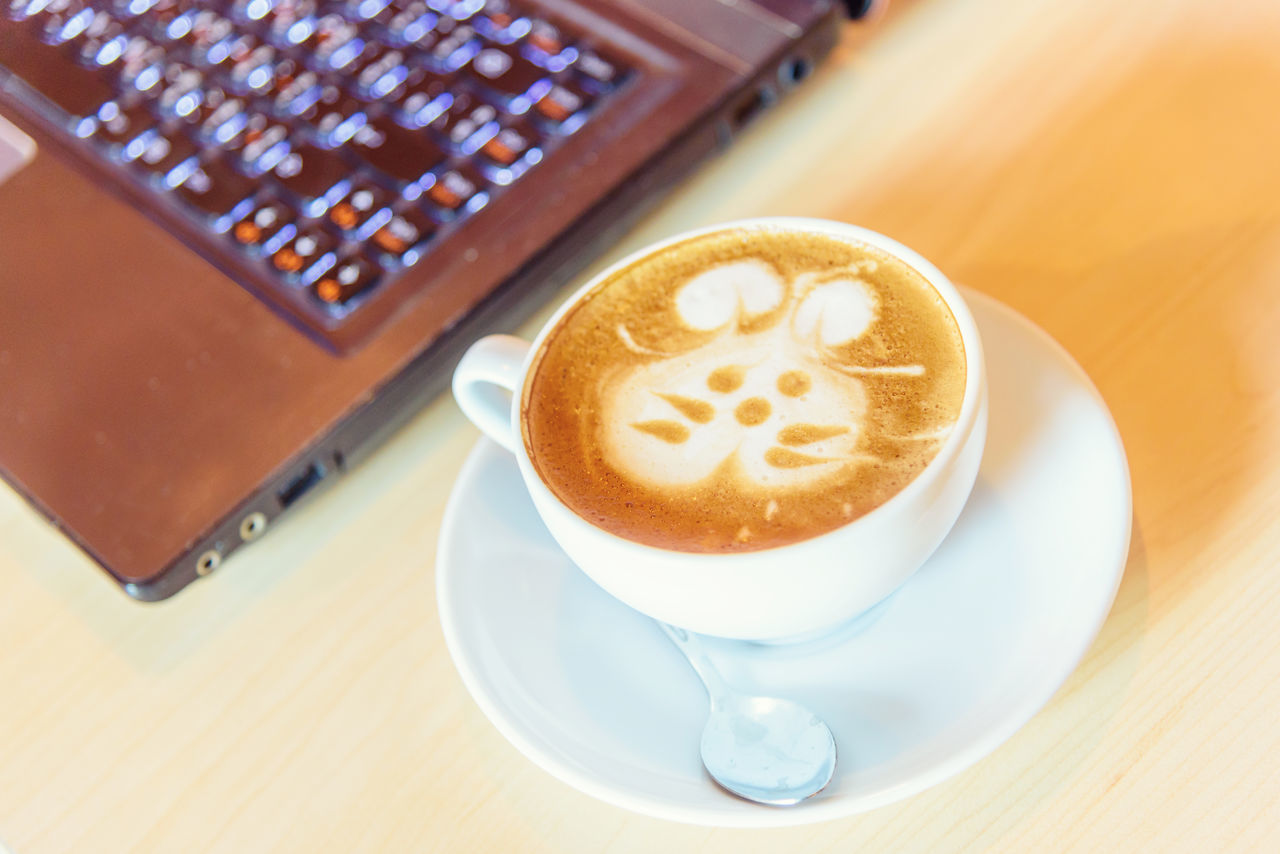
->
659 622 837 806
701 694 837 806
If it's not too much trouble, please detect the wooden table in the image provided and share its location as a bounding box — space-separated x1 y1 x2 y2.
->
3 0 1279 850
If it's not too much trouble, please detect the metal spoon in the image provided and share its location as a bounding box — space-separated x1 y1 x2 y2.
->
658 622 837 806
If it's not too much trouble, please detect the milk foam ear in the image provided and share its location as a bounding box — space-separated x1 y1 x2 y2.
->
674 261 785 330
793 279 877 347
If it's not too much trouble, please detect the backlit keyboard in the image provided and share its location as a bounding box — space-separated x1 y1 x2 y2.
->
0 0 630 332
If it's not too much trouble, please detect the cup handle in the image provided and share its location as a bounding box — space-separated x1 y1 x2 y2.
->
452 335 531 454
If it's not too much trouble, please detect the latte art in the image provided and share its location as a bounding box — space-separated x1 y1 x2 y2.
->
523 228 966 552
605 261 894 491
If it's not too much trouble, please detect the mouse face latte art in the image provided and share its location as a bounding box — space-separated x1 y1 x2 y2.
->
522 227 967 552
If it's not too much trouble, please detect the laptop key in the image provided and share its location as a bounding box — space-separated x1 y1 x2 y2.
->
429 90 498 154
521 18 578 72
474 4 530 45
92 99 158 148
236 115 291 173
153 63 208 120
195 95 249 145
227 43 280 95
271 225 337 281
424 165 486 217
479 123 532 167
381 3 434 44
328 182 393 238
175 154 257 229
350 116 446 189
200 30 260 71
301 87 369 148
354 47 412 101
117 35 166 93
532 81 592 132
131 128 201 188
312 252 380 308
70 15 127 66
344 0 396 25
232 198 295 250
445 0 486 24
262 2 321 49
307 14 368 71
477 121 541 184
574 48 625 93
24 3 91 46
179 10 241 60
369 206 435 263
467 44 550 114
79 21 129 67
423 22 480 73
270 64 324 114
394 67 455 127
526 18 570 56
271 143 350 214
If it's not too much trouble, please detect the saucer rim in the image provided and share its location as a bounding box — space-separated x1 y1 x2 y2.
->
436 289 1132 827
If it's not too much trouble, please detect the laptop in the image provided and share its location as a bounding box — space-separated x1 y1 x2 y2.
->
0 0 871 600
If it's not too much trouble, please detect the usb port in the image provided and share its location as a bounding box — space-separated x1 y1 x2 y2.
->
277 462 327 509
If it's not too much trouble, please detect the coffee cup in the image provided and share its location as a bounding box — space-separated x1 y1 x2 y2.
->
452 218 987 641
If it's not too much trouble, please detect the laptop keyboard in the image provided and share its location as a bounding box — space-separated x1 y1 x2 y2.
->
0 0 630 326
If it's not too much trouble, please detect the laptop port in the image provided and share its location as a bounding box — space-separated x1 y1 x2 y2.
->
778 56 813 87
277 462 327 509
239 511 269 541
195 549 222 576
732 87 776 129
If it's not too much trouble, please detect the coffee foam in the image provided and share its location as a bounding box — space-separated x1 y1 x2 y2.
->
523 227 966 553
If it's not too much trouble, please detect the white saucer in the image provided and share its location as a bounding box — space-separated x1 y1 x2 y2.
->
436 291 1131 827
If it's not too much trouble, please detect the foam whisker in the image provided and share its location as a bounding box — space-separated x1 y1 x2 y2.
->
829 363 926 378
616 323 674 356
885 426 954 442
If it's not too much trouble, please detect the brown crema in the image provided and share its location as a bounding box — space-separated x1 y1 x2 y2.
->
522 227 967 552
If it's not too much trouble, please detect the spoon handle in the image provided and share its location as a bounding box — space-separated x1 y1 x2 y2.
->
657 622 731 703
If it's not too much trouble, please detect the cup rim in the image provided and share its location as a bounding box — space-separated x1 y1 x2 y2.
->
510 216 986 560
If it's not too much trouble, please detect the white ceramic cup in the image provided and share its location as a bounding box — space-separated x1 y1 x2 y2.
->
452 218 988 641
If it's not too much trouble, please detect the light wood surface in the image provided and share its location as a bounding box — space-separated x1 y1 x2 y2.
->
3 0 1280 850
